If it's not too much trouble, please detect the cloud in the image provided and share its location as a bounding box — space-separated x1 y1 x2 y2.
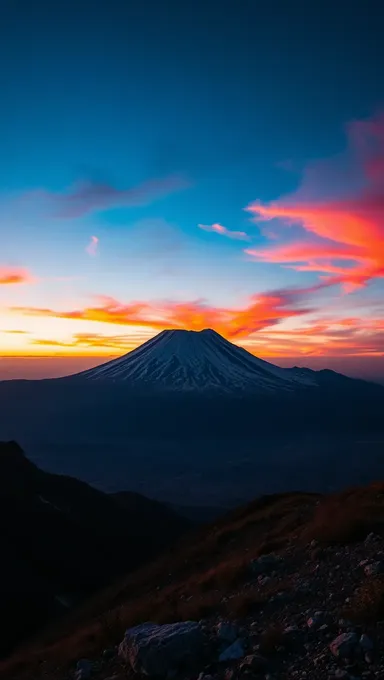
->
31 333 140 351
0 267 34 285
12 284 315 339
45 173 190 219
18 305 384 359
241 316 384 358
246 112 384 293
85 235 99 257
198 223 250 241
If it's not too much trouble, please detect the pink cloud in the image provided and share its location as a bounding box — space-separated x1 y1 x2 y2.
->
85 235 99 257
0 267 34 285
246 112 384 293
198 222 250 241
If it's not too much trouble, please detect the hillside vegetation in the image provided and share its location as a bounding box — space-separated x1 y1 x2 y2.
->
4 481 384 678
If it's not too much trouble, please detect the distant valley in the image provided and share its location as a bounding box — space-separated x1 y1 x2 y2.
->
0 330 383 506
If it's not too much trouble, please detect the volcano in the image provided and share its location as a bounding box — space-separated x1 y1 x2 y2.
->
73 328 317 393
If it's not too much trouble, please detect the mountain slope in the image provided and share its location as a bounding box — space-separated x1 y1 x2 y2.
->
5 481 384 680
0 442 189 658
72 328 317 393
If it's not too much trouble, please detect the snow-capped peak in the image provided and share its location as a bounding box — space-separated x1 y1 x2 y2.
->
73 328 317 393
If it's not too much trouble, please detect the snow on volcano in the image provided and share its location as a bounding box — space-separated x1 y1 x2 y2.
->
72 329 317 393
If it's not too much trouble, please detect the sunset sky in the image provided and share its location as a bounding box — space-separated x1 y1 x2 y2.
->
1 0 384 381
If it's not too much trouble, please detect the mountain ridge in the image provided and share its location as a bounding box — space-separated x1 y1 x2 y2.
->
4 478 384 680
0 441 190 658
69 328 320 393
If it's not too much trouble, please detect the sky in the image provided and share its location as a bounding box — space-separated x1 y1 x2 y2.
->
1 0 384 381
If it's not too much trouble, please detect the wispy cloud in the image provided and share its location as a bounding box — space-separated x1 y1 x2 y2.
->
242 316 384 358
246 112 384 294
12 284 315 339
31 333 138 351
198 222 250 241
15 303 384 358
41 174 190 219
85 235 99 257
0 267 34 285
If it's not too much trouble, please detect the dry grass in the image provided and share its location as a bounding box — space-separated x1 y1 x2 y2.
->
0 489 341 680
303 483 384 545
342 575 384 623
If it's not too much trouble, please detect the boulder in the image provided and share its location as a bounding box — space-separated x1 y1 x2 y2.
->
218 639 245 662
359 633 374 651
364 560 384 576
250 554 283 576
215 621 238 644
118 621 206 676
329 632 358 658
74 659 93 680
239 654 268 673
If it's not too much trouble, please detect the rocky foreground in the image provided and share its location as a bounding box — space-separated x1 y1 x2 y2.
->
3 484 384 679
71 533 384 680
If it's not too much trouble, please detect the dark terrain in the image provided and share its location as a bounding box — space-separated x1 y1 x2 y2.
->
4 478 384 679
0 442 189 659
1 378 384 506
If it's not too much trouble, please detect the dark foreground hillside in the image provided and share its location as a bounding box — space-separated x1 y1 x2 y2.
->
0 442 189 659
4 481 384 679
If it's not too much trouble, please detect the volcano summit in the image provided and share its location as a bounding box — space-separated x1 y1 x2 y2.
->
73 328 316 393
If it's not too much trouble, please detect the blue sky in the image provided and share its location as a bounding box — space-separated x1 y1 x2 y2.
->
1 0 384 379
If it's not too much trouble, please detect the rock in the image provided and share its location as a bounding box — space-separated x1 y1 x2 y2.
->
250 554 283 575
257 575 271 586
118 621 206 676
364 561 384 576
360 634 374 651
330 632 358 659
75 659 92 680
102 648 115 660
284 625 299 634
365 532 377 543
239 654 268 673
334 671 349 679
307 612 325 629
216 621 238 644
224 670 235 680
219 639 245 662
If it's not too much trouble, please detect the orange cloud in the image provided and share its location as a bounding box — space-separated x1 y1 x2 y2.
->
0 267 33 285
246 113 384 293
29 333 141 356
13 285 314 339
242 316 384 358
198 223 250 241
17 313 384 360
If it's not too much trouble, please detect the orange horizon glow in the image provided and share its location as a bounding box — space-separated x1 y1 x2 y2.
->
1 113 384 367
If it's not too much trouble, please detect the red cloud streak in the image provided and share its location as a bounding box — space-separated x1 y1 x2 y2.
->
0 267 33 285
13 285 314 339
246 113 384 293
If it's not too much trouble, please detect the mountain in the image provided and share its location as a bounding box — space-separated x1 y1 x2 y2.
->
4 480 384 680
0 441 190 658
72 328 318 393
0 329 383 508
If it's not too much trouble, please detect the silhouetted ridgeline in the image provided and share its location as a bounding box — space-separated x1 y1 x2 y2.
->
0 442 189 658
